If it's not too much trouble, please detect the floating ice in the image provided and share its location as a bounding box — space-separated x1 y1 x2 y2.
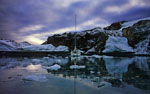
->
70 65 86 69
44 64 61 71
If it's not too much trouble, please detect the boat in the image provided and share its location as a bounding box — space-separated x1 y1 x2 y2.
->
71 15 81 57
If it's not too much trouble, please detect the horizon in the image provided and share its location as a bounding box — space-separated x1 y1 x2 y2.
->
0 0 150 44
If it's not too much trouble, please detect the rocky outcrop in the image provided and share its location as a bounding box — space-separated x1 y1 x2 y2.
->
104 21 126 30
43 28 108 53
122 20 150 47
43 17 150 54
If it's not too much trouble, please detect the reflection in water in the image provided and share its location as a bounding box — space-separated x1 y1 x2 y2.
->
0 56 150 92
46 56 150 90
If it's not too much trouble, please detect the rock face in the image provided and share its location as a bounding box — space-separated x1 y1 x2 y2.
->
43 28 108 53
122 20 150 47
104 21 126 30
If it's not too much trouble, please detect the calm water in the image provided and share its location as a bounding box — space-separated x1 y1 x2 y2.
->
0 56 150 94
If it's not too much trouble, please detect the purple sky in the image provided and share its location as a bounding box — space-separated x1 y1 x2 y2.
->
0 0 150 44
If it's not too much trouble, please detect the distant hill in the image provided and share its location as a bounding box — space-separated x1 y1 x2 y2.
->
0 39 31 51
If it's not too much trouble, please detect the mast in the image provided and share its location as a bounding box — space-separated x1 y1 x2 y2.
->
74 14 77 50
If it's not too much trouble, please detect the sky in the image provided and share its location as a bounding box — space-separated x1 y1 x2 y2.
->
0 0 150 44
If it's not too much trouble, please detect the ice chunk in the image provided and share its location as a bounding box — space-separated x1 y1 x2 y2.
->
103 36 133 53
70 65 85 69
44 64 61 71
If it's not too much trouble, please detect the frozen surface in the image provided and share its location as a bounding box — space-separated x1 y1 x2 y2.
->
103 36 133 53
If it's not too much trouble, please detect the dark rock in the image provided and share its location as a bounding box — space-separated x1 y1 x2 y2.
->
43 28 108 53
104 21 126 30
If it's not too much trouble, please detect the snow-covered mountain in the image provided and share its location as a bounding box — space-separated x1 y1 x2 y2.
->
0 39 68 52
0 39 31 51
43 17 150 54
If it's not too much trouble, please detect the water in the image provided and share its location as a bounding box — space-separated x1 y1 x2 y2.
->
0 56 150 94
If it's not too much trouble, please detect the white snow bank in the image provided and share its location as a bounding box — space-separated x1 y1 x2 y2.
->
18 44 68 51
70 65 85 69
23 74 48 82
43 64 61 71
122 17 150 28
103 36 133 53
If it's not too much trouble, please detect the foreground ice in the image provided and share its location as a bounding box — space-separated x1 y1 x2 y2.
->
23 74 48 82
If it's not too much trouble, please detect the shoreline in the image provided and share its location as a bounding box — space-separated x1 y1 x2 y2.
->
0 51 150 57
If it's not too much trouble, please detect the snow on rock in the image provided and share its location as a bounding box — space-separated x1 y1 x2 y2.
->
103 36 133 53
134 35 150 54
70 65 85 69
44 64 61 71
23 74 48 82
122 17 150 28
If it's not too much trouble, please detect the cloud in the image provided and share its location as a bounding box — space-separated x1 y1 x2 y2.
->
18 18 109 44
19 24 44 32
104 0 148 13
